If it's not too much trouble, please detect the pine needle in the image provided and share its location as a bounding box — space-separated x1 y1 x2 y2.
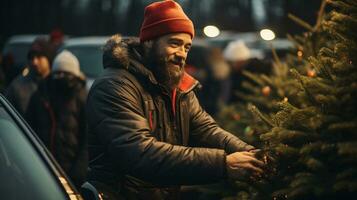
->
270 43 283 68
248 104 275 128
288 13 314 32
287 34 303 50
290 69 317 105
314 0 327 31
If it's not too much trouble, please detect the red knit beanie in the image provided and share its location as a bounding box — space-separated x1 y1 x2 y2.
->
140 0 195 42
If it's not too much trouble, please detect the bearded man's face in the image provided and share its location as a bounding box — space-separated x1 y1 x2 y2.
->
145 33 192 90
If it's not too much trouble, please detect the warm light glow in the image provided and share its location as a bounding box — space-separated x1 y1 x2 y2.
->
203 25 220 38
297 50 303 57
307 69 316 77
22 67 29 76
260 29 276 41
58 176 81 200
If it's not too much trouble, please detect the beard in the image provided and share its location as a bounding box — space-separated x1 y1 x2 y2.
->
144 42 185 90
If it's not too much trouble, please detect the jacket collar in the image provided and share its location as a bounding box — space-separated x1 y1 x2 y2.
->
103 35 200 93
179 72 199 93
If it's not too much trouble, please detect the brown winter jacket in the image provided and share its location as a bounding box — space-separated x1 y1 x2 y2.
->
86 36 254 199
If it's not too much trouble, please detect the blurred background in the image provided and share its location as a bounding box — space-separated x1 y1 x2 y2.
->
0 0 324 117
1 0 322 45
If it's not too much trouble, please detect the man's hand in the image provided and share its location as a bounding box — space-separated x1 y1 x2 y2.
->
226 151 265 180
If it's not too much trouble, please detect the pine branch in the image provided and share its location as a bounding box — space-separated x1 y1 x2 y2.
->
240 81 261 94
319 47 335 58
270 43 283 68
260 74 274 86
248 104 276 128
346 0 357 7
308 56 334 81
287 33 303 50
242 70 265 86
337 142 357 155
328 121 357 133
314 0 327 31
327 0 357 13
288 13 314 32
336 168 357 180
290 69 317 105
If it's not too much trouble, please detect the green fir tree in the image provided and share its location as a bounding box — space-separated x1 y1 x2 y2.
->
220 0 357 199
250 0 356 199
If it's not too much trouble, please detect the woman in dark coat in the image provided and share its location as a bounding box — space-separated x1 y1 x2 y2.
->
26 50 88 188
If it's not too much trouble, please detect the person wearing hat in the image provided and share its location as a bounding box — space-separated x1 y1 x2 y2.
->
223 40 272 103
5 36 54 116
26 50 88 188
86 1 264 199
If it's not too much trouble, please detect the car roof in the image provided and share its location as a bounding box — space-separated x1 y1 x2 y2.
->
62 36 110 47
6 34 48 44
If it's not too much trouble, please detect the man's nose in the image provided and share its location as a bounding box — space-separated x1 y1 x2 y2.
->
175 47 187 60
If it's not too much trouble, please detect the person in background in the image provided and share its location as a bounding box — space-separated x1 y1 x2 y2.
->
86 1 264 199
26 50 88 188
49 28 65 54
200 47 231 116
5 37 54 116
223 40 272 103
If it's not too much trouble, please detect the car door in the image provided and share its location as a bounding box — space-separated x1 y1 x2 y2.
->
0 94 83 200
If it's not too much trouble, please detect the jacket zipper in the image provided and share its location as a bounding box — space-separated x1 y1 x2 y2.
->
175 91 183 144
43 101 57 154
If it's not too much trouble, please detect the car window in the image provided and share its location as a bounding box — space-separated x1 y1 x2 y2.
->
3 43 32 67
66 45 103 78
0 107 67 200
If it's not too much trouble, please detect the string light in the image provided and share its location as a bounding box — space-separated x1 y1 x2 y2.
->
262 86 271 96
307 69 316 77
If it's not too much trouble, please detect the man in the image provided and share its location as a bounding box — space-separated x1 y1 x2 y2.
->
86 1 264 199
26 50 88 188
5 37 53 116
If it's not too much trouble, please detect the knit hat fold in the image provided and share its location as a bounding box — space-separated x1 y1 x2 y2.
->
140 0 194 42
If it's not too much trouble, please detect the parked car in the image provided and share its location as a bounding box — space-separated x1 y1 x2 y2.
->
60 36 109 90
0 94 83 200
207 31 293 59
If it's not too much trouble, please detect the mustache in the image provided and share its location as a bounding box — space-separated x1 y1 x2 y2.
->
168 57 185 67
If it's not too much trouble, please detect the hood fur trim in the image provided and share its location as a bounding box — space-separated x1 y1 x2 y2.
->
103 34 140 69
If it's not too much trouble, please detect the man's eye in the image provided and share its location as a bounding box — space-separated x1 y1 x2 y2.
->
170 42 179 47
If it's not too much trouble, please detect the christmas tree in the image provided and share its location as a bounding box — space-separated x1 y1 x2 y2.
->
219 0 357 199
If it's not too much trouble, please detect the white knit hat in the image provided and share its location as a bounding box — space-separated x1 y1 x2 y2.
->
223 40 251 62
52 50 85 80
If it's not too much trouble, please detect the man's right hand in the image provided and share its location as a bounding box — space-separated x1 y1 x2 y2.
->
226 151 265 180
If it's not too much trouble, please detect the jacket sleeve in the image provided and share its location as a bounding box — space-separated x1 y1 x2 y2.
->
5 82 22 115
24 92 39 135
70 88 88 186
188 91 255 153
86 79 227 186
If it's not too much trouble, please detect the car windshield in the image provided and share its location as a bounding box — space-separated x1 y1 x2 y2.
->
0 107 67 200
65 45 103 78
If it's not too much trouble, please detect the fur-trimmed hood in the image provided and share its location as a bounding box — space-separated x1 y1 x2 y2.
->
102 34 200 93
102 35 140 70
